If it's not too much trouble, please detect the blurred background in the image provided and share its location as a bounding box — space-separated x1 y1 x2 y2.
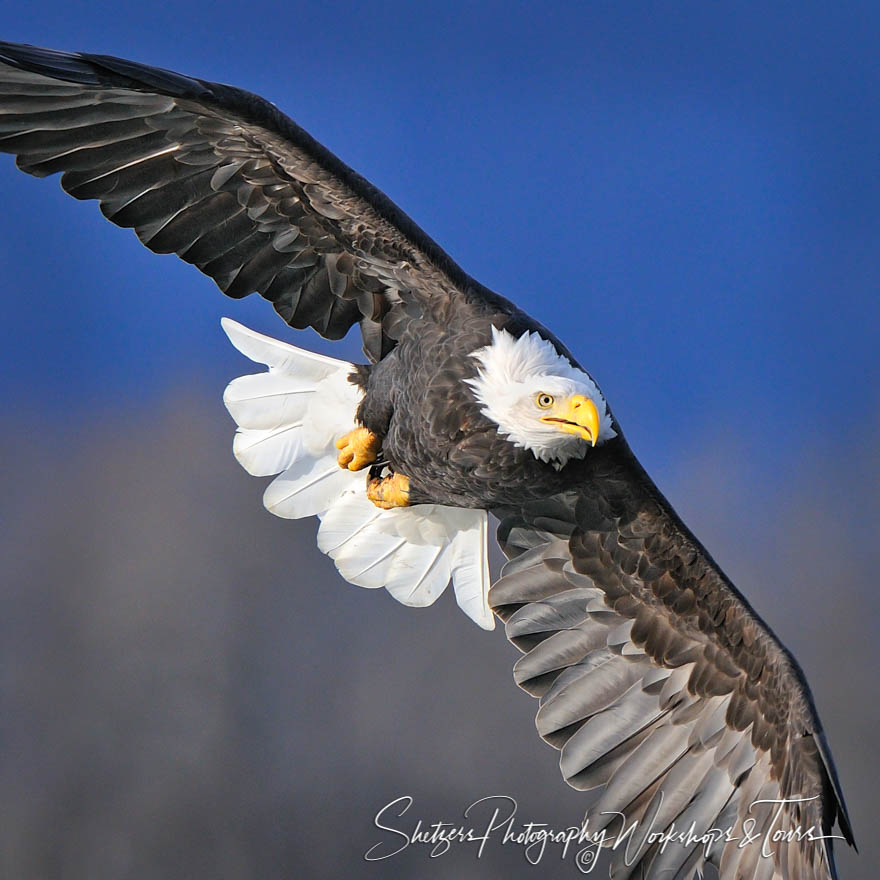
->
1 2 877 878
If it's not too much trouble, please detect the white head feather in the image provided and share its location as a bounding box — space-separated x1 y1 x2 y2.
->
465 326 616 467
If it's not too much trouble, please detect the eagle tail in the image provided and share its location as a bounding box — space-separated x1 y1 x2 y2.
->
221 318 493 629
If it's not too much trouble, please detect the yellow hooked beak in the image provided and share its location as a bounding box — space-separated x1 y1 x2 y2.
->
540 394 600 446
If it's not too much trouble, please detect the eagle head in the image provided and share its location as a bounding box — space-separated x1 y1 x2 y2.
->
465 326 616 469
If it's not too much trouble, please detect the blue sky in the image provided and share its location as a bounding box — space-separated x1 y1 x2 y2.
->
1 1 878 491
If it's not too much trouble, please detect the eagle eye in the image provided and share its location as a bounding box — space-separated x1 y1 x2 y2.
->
536 393 554 409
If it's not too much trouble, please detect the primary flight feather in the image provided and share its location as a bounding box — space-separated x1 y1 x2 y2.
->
0 40 854 880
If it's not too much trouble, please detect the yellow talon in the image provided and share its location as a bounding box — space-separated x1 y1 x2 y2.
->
366 472 411 509
335 426 381 471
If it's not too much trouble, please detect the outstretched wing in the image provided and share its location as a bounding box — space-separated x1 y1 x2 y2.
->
489 459 854 880
0 41 503 361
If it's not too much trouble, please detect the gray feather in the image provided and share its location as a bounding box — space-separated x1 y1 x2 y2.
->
560 684 665 786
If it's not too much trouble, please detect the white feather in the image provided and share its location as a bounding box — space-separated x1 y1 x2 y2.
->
263 454 360 519
302 369 361 456
450 512 493 630
464 325 616 466
342 544 408 587
315 490 386 555
222 319 495 629
222 319 357 476
384 541 450 606
233 421 306 476
221 317 344 377
336 535 408 589
318 499 493 627
224 372 322 430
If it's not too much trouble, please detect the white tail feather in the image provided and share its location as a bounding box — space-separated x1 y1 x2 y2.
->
233 422 306 476
315 490 386 555
224 372 322 430
221 317 344 376
221 318 494 629
451 513 493 630
385 542 449 606
264 455 360 519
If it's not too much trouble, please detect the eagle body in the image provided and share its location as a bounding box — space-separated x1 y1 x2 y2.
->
0 40 856 880
356 309 583 509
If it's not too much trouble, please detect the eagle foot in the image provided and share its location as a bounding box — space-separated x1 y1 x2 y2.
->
335 426 381 471
366 472 411 509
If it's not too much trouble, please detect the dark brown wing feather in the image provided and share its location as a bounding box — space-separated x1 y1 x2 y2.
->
0 41 505 361
490 448 854 880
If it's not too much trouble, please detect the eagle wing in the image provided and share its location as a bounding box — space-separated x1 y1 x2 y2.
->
490 458 854 880
0 41 498 361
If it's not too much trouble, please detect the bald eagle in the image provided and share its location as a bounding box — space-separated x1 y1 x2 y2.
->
0 41 855 880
